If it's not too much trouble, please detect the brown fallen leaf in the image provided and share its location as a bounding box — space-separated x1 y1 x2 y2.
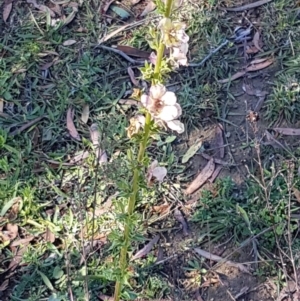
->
66 107 81 141
215 124 224 159
185 158 215 194
102 0 115 14
208 165 222 183
131 235 160 260
10 236 34 247
127 67 139 86
174 208 189 236
0 97 4 113
273 127 300 136
152 202 171 214
0 279 9 292
292 187 300 203
118 98 141 107
69 151 89 163
219 58 274 83
253 31 263 52
140 1 156 17
195 289 205 301
26 0 56 17
6 223 18 240
194 247 250 274
43 227 55 243
3 0 13 22
114 45 151 58
246 45 259 54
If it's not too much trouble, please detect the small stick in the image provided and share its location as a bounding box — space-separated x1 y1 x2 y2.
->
98 45 145 65
225 0 273 12
189 40 229 67
10 116 44 136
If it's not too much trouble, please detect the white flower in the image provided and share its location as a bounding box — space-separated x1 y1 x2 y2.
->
141 85 185 134
171 46 188 66
146 160 167 185
158 18 189 48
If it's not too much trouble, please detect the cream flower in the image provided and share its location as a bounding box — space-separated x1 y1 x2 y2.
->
171 46 188 66
126 115 146 138
141 85 185 134
146 160 167 185
158 18 189 48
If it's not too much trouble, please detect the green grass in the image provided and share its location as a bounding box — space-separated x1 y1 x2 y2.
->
1 0 300 300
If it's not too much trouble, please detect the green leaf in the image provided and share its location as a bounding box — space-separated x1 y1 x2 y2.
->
52 266 64 279
110 5 131 19
1 197 16 216
182 139 203 163
37 270 55 291
236 204 251 229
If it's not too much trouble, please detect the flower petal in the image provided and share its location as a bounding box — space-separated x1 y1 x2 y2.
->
141 94 150 107
166 120 185 133
150 84 166 99
152 167 167 183
157 105 181 121
160 91 177 105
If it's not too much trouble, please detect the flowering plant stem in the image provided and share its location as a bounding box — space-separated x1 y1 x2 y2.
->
113 0 174 300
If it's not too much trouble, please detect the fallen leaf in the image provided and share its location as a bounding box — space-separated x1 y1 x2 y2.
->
81 104 89 123
0 98 4 112
66 107 81 141
6 223 18 240
182 139 203 163
246 58 274 72
10 236 34 247
185 158 215 194
3 0 13 22
127 67 139 86
293 187 300 203
62 2 78 26
215 124 224 158
118 98 141 106
131 0 141 4
208 165 222 183
43 227 55 243
273 127 300 136
10 116 44 136
62 39 77 46
246 45 259 54
0 279 9 291
69 151 89 163
113 45 151 58
26 0 56 17
253 31 263 52
194 247 250 274
152 202 171 214
174 208 189 236
219 58 274 83
131 235 160 261
140 1 156 17
218 71 246 83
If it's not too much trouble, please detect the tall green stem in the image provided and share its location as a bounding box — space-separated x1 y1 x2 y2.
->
114 1 174 300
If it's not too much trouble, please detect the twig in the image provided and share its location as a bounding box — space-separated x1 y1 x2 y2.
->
189 40 229 67
225 0 273 12
98 45 145 65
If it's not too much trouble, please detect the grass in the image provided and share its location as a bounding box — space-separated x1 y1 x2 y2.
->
1 0 300 300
